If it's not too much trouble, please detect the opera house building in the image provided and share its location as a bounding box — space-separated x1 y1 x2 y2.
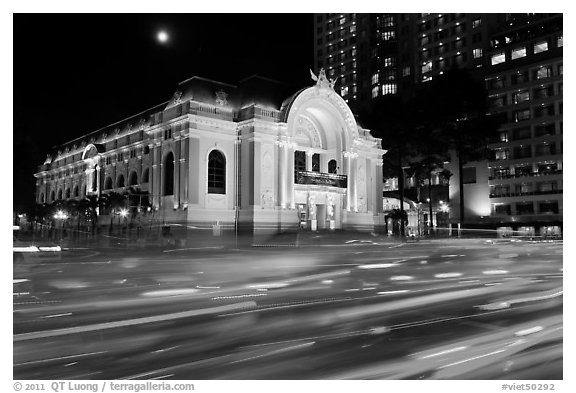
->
34 70 387 234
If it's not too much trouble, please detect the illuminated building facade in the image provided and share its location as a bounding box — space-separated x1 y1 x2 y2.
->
447 13 563 235
34 72 387 234
316 13 563 233
313 13 501 108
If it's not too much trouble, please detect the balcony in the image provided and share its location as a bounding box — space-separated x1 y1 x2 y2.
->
488 169 562 180
489 189 563 198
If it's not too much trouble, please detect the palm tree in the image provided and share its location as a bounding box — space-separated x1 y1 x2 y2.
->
413 68 499 224
359 95 420 236
386 208 408 235
77 195 99 234
101 191 127 232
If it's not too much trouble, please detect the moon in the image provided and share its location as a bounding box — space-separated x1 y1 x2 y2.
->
157 30 169 44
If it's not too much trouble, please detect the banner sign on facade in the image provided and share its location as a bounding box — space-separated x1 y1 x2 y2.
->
294 171 348 188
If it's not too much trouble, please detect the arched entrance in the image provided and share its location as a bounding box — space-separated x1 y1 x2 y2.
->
278 72 385 231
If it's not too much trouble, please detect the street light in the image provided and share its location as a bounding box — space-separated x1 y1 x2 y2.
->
53 210 68 220
53 210 68 239
440 201 450 213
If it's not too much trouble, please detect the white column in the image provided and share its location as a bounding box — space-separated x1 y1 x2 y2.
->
288 143 295 209
174 138 181 209
96 165 101 196
306 151 313 172
376 161 384 214
344 152 351 211
351 154 358 212
278 142 286 208
152 144 161 209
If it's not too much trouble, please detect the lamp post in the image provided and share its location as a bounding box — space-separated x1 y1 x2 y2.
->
439 200 450 234
53 210 68 240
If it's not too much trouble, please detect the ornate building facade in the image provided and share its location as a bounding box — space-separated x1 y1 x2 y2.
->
34 71 387 233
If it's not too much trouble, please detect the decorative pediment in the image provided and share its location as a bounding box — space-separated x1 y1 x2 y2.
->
82 143 105 160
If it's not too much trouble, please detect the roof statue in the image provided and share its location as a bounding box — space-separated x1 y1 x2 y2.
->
310 68 338 90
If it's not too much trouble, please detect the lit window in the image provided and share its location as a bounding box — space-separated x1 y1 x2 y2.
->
556 35 563 47
382 83 397 95
383 15 394 27
511 47 526 60
513 90 530 104
371 86 380 98
402 66 411 76
534 40 548 54
421 61 432 74
339 17 346 25
514 109 531 122
371 73 379 85
473 48 483 59
472 18 482 29
381 31 395 41
495 149 509 160
207 150 226 194
534 66 552 80
422 75 433 83
384 57 394 67
491 52 506 65
341 86 349 96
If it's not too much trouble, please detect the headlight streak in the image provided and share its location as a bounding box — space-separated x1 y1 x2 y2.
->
229 341 316 364
415 346 468 360
437 349 507 369
435 273 463 279
13 246 40 253
212 293 268 300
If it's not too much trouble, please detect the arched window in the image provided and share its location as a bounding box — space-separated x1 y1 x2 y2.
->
117 174 125 188
57 189 63 200
163 152 174 196
50 190 55 202
65 188 71 199
73 185 79 197
142 168 150 183
129 171 138 186
208 150 226 194
328 159 338 174
104 177 113 190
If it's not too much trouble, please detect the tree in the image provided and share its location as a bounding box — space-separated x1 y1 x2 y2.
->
359 95 420 236
386 208 408 235
100 191 127 232
412 68 499 223
78 195 99 233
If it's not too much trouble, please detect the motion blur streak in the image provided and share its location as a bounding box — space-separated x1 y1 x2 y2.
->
416 346 468 359
14 301 256 342
13 235 562 379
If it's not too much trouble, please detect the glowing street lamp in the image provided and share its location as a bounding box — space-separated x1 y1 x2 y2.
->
440 201 450 213
119 208 129 218
53 210 68 220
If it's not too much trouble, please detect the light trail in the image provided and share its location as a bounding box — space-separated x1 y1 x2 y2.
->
14 301 257 342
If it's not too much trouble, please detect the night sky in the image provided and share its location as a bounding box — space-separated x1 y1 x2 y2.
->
13 13 314 212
